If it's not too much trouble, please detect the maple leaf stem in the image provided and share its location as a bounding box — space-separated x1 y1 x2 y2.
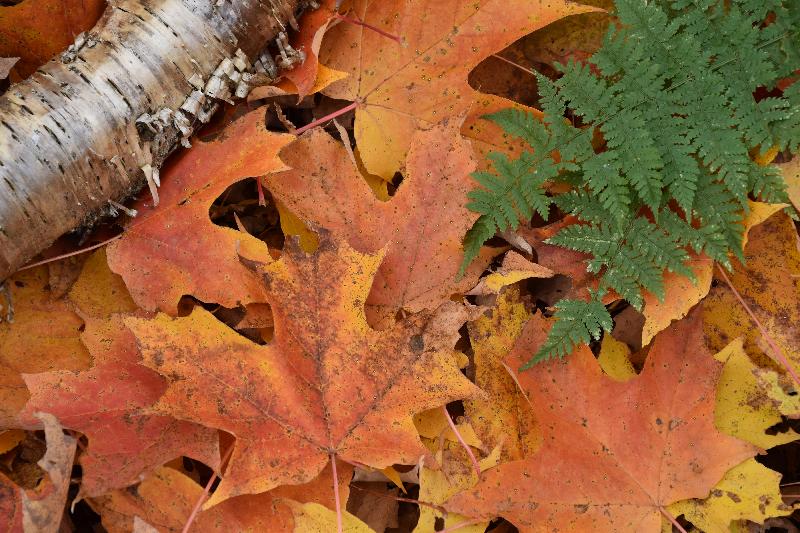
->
441 405 481 479
333 13 402 44
659 506 688 533
257 176 267 207
716 263 800 387
181 444 234 533
330 453 344 533
294 101 358 135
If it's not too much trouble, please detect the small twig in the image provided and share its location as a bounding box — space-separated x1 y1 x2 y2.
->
181 445 234 533
349 484 448 514
441 406 481 479
716 264 800 387
331 453 343 533
659 506 688 533
17 234 123 272
492 54 537 77
295 100 359 135
333 12 402 44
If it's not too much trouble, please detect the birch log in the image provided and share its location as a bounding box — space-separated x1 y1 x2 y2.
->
0 0 303 280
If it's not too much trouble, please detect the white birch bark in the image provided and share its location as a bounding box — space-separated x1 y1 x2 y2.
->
0 0 303 280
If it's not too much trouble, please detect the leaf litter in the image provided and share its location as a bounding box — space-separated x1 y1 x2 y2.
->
0 1 799 532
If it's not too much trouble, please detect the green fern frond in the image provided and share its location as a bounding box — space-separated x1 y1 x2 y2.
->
461 0 799 366
522 298 613 369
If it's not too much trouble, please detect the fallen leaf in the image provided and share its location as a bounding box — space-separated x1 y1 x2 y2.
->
641 254 713 346
0 413 77 533
283 0 342 100
467 251 553 296
90 461 353 533
415 438 502 533
21 315 220 499
714 339 800 450
464 288 539 461
777 157 800 213
0 57 17 80
447 308 756 531
667 460 794 533
267 121 496 326
107 110 293 314
284 500 372 532
0 267 89 427
319 0 597 179
0 0 104 77
126 231 480 506
703 211 800 377
347 482 399 532
21 412 77 532
68 249 138 319
597 334 635 381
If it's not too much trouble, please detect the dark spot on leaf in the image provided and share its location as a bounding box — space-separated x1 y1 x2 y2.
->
409 334 424 353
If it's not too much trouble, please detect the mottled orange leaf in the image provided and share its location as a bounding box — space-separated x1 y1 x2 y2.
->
319 0 597 179
126 231 480 506
447 308 756 532
20 316 220 499
91 462 352 533
0 0 104 77
0 267 89 427
267 121 496 326
107 110 293 314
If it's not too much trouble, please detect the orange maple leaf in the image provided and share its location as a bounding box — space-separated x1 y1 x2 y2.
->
107 110 293 314
446 308 756 532
318 0 596 179
20 317 220 499
267 121 495 327
126 231 480 506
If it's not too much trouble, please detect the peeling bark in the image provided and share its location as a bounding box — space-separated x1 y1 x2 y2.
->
0 0 305 280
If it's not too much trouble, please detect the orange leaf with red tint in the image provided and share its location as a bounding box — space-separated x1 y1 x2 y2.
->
446 308 755 532
126 231 480 506
107 110 293 314
20 316 220 498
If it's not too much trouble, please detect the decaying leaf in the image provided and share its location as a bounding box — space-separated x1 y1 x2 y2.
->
107 110 293 314
0 267 90 427
666 460 794 533
126 231 480 506
704 211 800 376
464 288 539 461
0 413 77 533
447 308 756 531
714 339 800 450
267 121 496 326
